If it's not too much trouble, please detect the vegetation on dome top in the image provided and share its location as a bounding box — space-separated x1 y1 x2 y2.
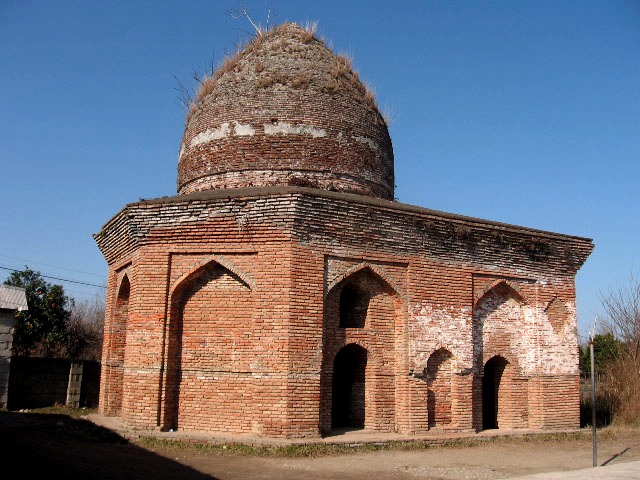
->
177 14 386 127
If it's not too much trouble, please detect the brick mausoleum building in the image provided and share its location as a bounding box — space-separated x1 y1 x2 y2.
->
95 23 594 438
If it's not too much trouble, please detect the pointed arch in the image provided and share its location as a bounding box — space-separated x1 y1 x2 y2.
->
326 262 403 298
115 270 132 297
472 278 530 431
482 355 508 429
322 264 401 435
163 256 254 432
169 254 254 299
326 339 384 368
473 280 527 369
320 338 392 435
331 343 368 429
105 271 130 415
339 282 369 328
327 265 401 331
474 279 527 307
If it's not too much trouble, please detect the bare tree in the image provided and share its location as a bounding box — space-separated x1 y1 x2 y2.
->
600 271 640 363
65 295 105 361
598 270 640 424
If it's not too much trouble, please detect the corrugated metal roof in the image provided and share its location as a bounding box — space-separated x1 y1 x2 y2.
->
0 284 28 311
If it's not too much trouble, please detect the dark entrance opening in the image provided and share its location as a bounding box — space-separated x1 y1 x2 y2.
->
339 283 369 328
482 356 508 430
332 344 367 429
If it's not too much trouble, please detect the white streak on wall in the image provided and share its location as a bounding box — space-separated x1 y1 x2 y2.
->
409 303 473 371
190 122 232 148
189 121 256 149
264 122 326 138
233 121 256 136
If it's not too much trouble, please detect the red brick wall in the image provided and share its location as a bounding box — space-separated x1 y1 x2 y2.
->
95 188 592 437
320 267 400 434
99 271 130 416
426 348 453 427
165 262 254 432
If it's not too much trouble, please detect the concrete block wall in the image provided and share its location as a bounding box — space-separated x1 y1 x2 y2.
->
0 311 15 409
6 357 99 410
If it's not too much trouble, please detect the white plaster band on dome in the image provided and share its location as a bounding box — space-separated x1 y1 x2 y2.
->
183 121 332 160
189 121 326 152
184 123 386 162
188 121 257 151
263 121 326 138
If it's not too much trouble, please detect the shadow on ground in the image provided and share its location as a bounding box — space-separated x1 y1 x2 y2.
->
0 411 218 479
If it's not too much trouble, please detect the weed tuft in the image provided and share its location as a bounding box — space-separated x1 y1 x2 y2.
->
300 20 318 43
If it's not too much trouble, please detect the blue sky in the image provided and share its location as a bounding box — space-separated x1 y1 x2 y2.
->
1 1 638 341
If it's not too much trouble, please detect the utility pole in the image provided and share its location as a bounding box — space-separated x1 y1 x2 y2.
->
590 321 598 468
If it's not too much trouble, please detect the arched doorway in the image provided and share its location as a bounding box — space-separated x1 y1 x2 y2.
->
104 274 130 415
482 355 508 429
332 344 367 429
426 348 453 428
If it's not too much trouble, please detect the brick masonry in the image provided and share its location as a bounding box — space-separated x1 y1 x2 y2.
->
177 24 393 200
95 187 593 438
94 23 594 439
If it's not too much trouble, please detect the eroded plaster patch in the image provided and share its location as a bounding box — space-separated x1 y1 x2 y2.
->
234 122 256 136
537 300 578 375
352 135 379 153
335 132 381 156
189 121 256 149
409 303 473 372
263 121 326 138
473 293 537 373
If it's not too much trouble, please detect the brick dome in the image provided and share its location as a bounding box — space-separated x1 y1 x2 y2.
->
177 23 394 200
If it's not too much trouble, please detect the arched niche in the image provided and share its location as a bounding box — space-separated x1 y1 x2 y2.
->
163 259 253 433
473 281 527 368
105 273 130 415
482 355 508 429
473 281 529 431
339 282 370 328
326 266 400 331
321 266 401 435
425 348 454 428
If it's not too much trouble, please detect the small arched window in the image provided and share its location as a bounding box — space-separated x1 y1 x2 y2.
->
339 283 369 328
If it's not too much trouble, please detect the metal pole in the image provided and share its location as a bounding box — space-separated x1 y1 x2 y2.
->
590 339 597 467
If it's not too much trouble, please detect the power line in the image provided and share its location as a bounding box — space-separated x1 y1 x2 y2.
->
64 287 107 299
0 254 106 278
0 265 106 289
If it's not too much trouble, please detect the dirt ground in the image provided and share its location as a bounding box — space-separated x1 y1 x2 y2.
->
2 410 639 480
